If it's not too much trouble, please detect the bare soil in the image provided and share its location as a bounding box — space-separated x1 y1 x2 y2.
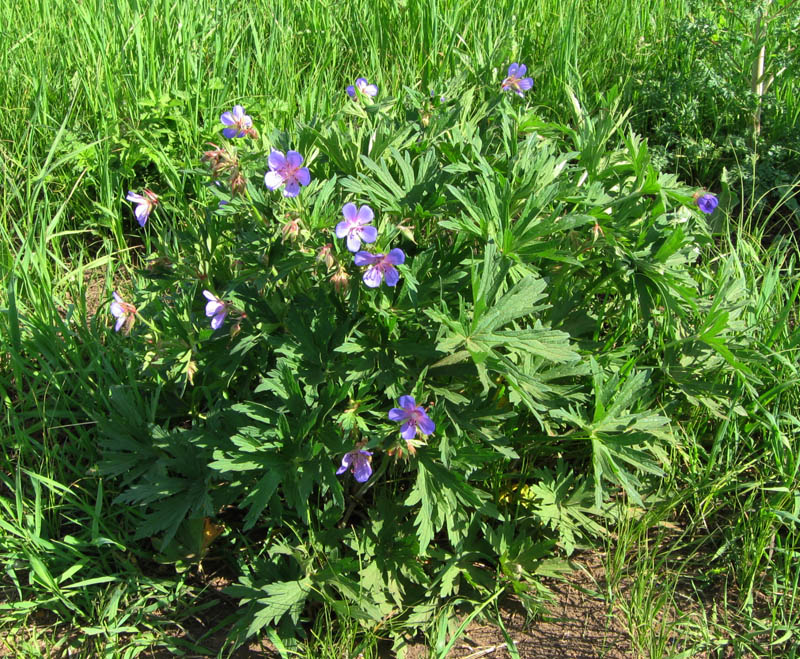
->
405 553 631 659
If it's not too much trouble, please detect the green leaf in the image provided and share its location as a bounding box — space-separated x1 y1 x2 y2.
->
243 471 282 531
247 578 311 637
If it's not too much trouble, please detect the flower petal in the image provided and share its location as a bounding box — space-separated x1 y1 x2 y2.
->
400 420 417 440
283 181 300 197
286 150 304 168
126 191 144 203
363 84 378 97
387 248 405 265
508 63 519 77
383 265 400 287
220 111 235 125
336 452 353 475
353 251 378 266
296 167 310 186
388 407 408 421
113 291 123 304
134 204 149 227
418 414 435 436
362 266 382 288
353 456 372 483
268 150 286 170
519 77 533 91
359 225 378 244
264 171 283 190
222 127 239 139
110 301 123 318
202 289 217 301
342 202 358 223
210 311 226 330
346 85 356 99
346 232 361 253
206 300 224 317
355 77 368 89
233 105 245 118
515 63 527 76
114 315 126 332
398 395 416 409
356 205 374 224
335 221 351 239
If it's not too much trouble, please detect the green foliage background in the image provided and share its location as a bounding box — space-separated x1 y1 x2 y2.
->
0 0 798 656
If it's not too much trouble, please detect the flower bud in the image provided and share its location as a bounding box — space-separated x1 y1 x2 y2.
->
317 243 336 271
281 218 300 242
331 266 350 294
230 169 247 196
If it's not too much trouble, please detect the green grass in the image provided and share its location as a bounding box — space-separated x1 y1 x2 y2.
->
603 185 800 657
1 0 799 656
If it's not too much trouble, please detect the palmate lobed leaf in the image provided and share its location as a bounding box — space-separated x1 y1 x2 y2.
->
470 328 580 363
246 578 312 637
471 276 549 334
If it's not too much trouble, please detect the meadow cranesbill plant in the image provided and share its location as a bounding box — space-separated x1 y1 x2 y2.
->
388 396 435 439
126 189 158 227
109 291 137 334
336 449 373 482
94 53 717 650
695 192 719 214
264 150 311 197
501 63 534 97
353 248 405 288
346 77 378 99
202 290 228 330
336 203 378 252
220 105 254 139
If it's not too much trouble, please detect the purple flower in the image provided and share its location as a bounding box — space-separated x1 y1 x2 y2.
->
264 150 311 197
220 105 253 139
353 248 405 288
126 189 158 227
336 449 373 482
346 77 378 99
388 395 435 440
696 193 719 214
110 291 136 334
202 290 228 330
501 63 534 97
336 203 378 252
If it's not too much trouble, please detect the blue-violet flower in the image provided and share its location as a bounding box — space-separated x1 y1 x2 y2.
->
346 77 378 99
203 290 228 330
264 150 311 198
110 291 136 334
220 105 254 138
501 63 534 97
126 189 158 227
353 248 405 288
336 203 378 252
336 449 373 482
388 395 435 440
696 193 719 214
